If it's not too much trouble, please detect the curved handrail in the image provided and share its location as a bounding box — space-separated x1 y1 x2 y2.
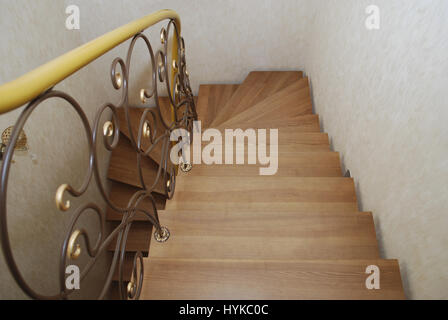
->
0 9 180 114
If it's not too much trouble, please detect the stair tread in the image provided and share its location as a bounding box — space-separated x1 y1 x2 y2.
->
212 71 302 126
166 201 359 212
141 258 405 300
196 84 239 128
191 132 331 154
236 114 321 129
185 152 341 177
151 210 378 259
219 78 312 128
185 165 340 177
169 177 357 204
225 114 321 132
197 131 329 144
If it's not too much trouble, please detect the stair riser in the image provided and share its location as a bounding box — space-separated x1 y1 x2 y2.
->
108 134 166 194
107 222 153 255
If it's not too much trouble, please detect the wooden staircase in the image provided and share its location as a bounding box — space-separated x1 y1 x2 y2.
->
107 71 405 299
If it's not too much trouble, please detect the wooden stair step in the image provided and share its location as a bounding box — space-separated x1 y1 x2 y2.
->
196 84 239 128
185 152 341 177
151 210 379 260
106 181 166 221
184 166 340 179
219 78 312 128
206 131 329 146
166 201 359 212
211 71 302 126
141 258 405 300
168 177 357 203
233 114 321 130
191 133 331 155
227 114 321 132
107 134 166 195
108 221 153 256
240 71 303 110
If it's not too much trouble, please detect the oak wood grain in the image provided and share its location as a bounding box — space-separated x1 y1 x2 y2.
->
196 84 239 128
107 134 166 194
169 176 357 204
185 152 341 177
142 259 405 300
212 71 302 126
108 221 153 255
106 181 166 221
218 78 312 128
151 210 379 260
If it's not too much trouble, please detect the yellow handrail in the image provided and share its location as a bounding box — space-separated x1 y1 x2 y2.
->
0 9 180 114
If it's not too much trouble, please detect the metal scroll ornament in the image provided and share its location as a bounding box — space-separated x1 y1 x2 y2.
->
0 19 197 300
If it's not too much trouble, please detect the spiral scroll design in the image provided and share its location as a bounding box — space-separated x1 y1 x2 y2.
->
0 19 196 300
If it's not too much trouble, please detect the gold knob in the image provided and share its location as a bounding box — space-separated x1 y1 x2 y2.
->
55 184 71 211
143 122 151 139
160 28 167 44
103 121 114 137
158 62 165 82
67 230 82 260
140 89 153 104
140 89 147 104
115 73 123 89
127 281 136 298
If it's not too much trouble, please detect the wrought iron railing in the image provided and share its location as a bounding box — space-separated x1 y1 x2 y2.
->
0 10 197 299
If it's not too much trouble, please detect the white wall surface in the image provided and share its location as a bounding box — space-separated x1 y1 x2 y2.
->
70 0 311 93
302 0 448 299
0 0 113 299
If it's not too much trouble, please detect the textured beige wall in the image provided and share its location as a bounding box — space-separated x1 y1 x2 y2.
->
0 0 114 299
302 0 448 299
